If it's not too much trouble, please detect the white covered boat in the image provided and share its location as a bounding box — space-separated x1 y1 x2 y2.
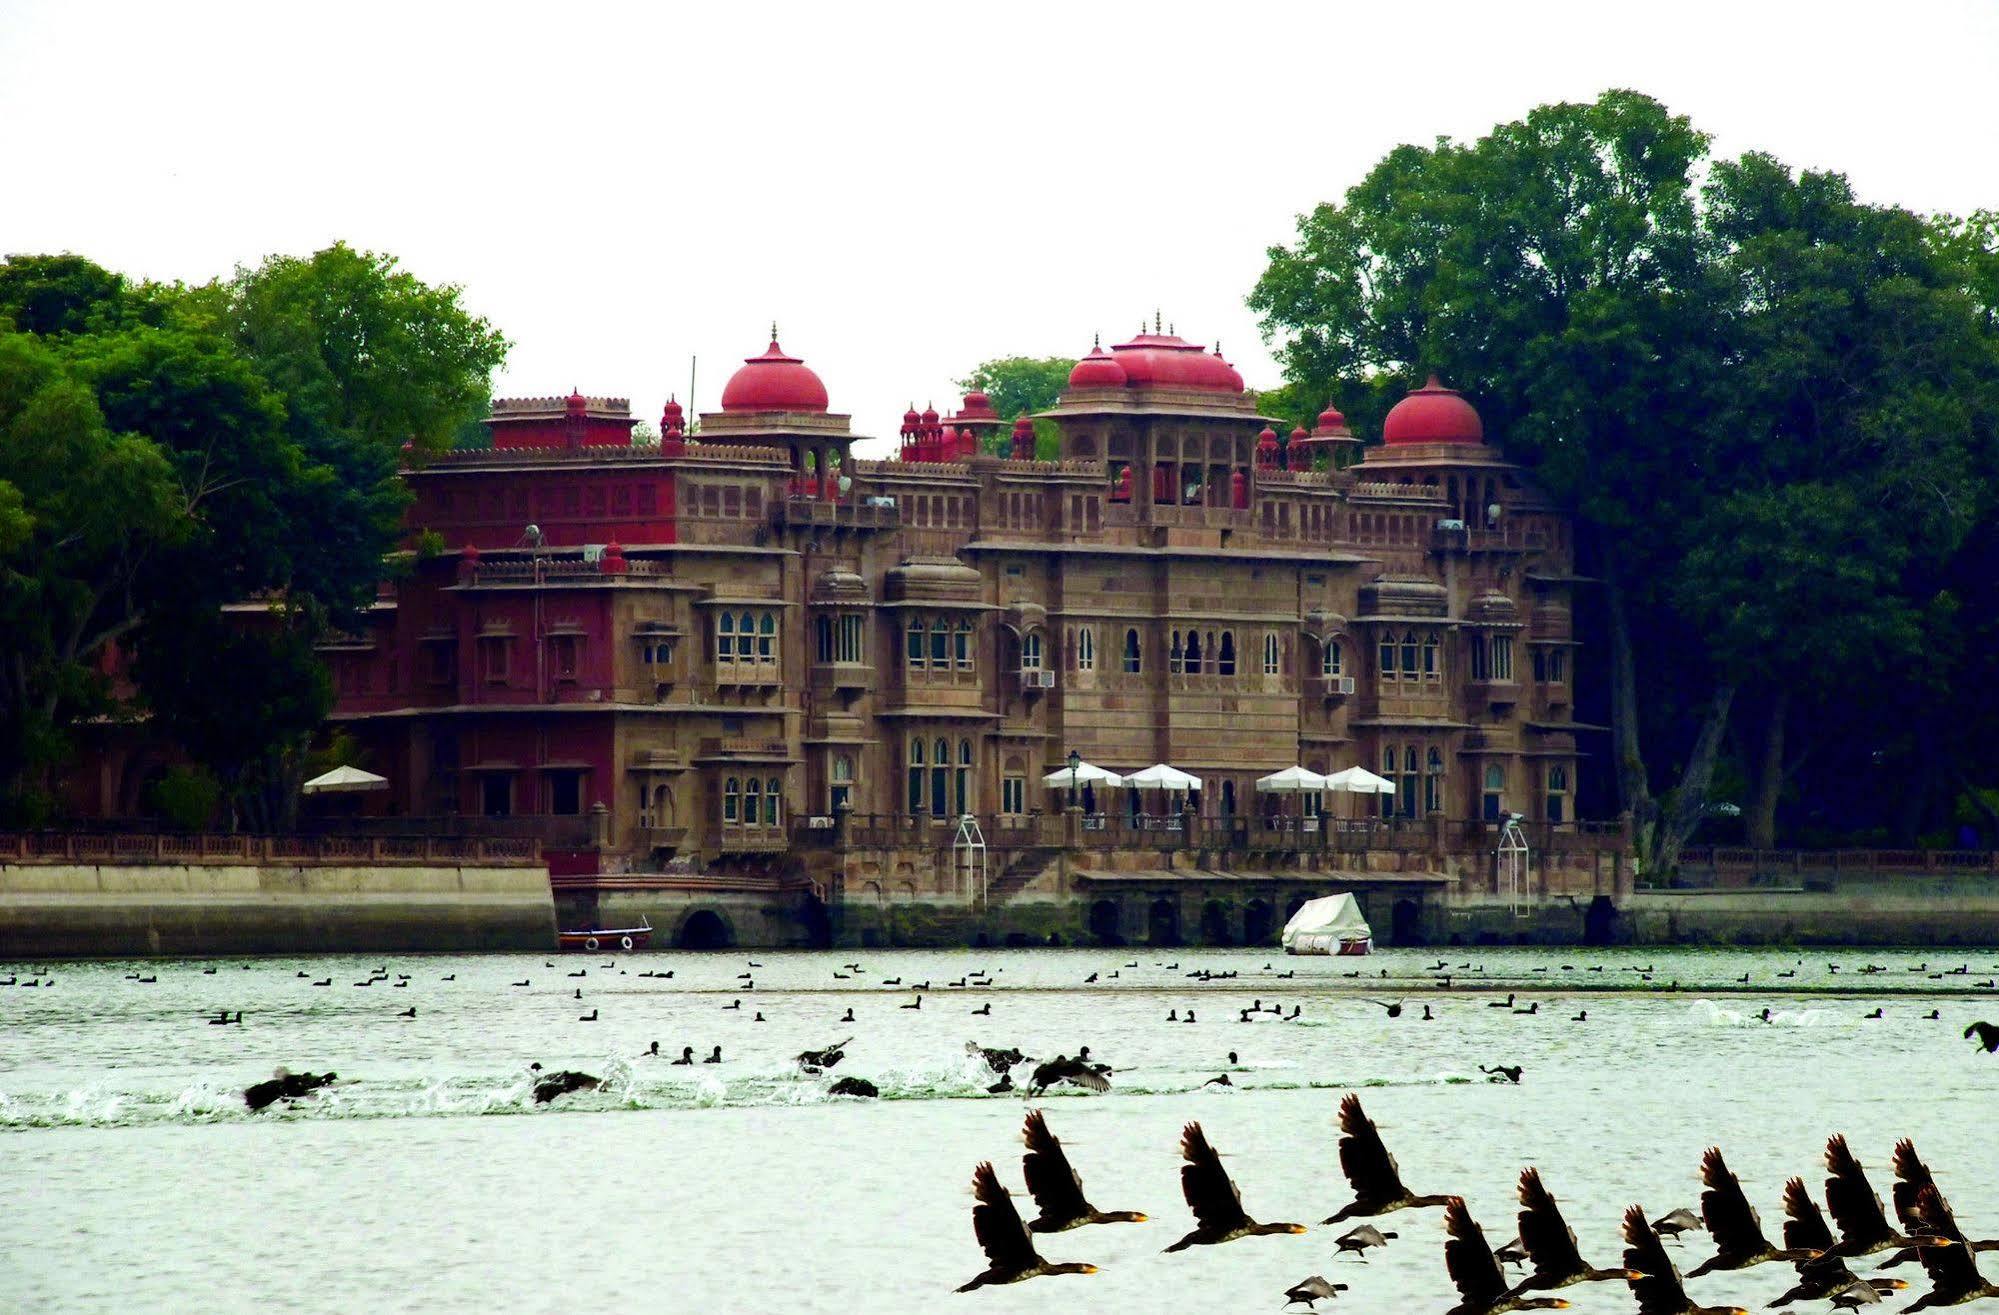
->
1281 893 1373 956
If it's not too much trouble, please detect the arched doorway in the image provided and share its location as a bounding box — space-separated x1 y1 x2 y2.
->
1200 900 1233 946
1284 893 1312 922
1243 899 1275 945
1220 781 1236 816
677 909 733 949
1088 899 1124 946
1148 897 1181 946
1391 898 1424 947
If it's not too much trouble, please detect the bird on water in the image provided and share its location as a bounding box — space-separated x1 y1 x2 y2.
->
1620 1205 1750 1315
1438 1196 1574 1315
1019 1109 1147 1232
1163 1121 1306 1252
797 1038 851 1073
1686 1146 1823 1276
1505 1167 1642 1295
955 1161 1098 1291
1322 1092 1455 1223
1482 1065 1524 1084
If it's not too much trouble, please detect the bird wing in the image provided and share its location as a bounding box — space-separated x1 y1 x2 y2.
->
970 1162 1041 1273
1700 1146 1772 1262
1021 1110 1093 1222
1444 1197 1510 1306
1336 1093 1409 1208
1823 1135 1892 1247
1892 1140 1938 1232
1179 1121 1250 1232
1516 1167 1586 1277
1783 1176 1838 1253
1623 1205 1692 1315
1910 1185 1983 1294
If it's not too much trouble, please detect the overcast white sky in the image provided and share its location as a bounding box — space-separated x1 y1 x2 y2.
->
4 0 1996 456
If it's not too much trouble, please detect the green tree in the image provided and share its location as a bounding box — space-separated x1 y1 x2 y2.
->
1251 90 1999 867
955 355 1075 459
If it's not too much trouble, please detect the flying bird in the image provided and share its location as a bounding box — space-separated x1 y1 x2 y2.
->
1507 1167 1641 1295
1335 1224 1396 1258
1620 1204 1749 1315
1283 1274 1349 1307
1903 1185 1999 1311
955 1161 1099 1292
1686 1146 1822 1276
1164 1121 1306 1251
1020 1110 1147 1232
1440 1196 1574 1315
1767 1177 1907 1307
1822 1134 1956 1257
1323 1092 1453 1223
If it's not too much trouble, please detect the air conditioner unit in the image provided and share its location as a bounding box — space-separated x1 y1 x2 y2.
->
807 815 835 829
581 544 605 564
1021 669 1056 689
1436 519 1466 532
865 495 897 509
1334 675 1357 695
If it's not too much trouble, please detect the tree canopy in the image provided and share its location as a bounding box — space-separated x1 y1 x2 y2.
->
1252 91 1999 866
0 244 507 825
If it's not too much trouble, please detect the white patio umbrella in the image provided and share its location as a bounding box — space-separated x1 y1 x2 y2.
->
1255 766 1330 792
301 765 389 795
1040 761 1125 789
1122 763 1203 791
1322 766 1395 795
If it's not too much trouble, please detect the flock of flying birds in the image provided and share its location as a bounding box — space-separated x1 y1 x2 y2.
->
956 1093 1999 1313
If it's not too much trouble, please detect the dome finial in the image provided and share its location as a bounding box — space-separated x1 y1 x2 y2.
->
1168 321 1175 336
1093 331 1101 349
770 320 780 343
1153 308 1162 335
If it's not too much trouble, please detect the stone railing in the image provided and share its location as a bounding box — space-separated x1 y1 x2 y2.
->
0 832 545 865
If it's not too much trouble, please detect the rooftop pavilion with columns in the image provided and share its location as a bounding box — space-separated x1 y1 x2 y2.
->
230 313 1610 941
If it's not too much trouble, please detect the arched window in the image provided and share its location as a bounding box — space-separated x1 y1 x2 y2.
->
1424 747 1444 815
907 738 926 814
1483 763 1505 822
764 776 781 826
929 618 948 666
1169 629 1184 676
1401 745 1420 819
1076 626 1096 672
1263 633 1280 677
723 776 741 823
1322 639 1343 677
1546 764 1568 824
955 739 973 816
1380 746 1398 818
1185 630 1203 675
830 755 853 812
1401 631 1420 677
1379 631 1398 680
745 777 762 826
718 612 736 662
757 612 776 662
1000 754 1025 816
736 612 756 660
1022 632 1043 670
1123 628 1141 674
1218 631 1236 677
955 620 973 669
906 618 925 668
1421 630 1438 678
930 737 950 818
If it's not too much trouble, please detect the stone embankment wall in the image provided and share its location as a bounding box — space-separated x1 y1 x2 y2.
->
0 862 556 957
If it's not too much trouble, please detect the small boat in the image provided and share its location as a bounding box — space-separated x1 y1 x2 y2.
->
557 917 652 953
1280 894 1373 956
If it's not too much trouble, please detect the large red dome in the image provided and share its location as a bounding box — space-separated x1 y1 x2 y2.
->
719 337 830 413
1107 331 1242 392
1382 374 1483 444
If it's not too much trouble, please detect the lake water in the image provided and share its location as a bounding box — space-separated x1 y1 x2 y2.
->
3 946 1996 1313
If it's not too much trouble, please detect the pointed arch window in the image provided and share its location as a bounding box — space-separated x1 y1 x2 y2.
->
1483 763 1505 821
955 739 973 816
744 777 763 827
1264 633 1280 677
1218 631 1236 677
718 612 736 663
929 619 948 666
906 618 926 668
1401 632 1420 677
723 775 741 823
1400 745 1420 818
1322 639 1343 677
764 776 781 826
1169 629 1185 676
1184 630 1203 675
1123 628 1142 674
1380 746 1398 818
1424 747 1444 815
907 739 925 814
736 612 756 660
1076 626 1096 672
1021 631 1043 670
930 737 950 818
1379 631 1398 680
757 612 776 662
1546 764 1568 824
955 620 974 669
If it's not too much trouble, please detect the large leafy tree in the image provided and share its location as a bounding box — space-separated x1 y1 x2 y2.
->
1252 91 1999 867
0 245 507 825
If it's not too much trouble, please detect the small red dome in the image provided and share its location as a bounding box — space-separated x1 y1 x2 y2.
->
1382 374 1483 445
1290 425 1310 443
662 397 683 420
719 338 830 413
461 542 480 561
1256 425 1278 446
959 390 997 419
1315 403 1347 434
1107 331 1242 392
921 404 939 426
565 389 587 418
1067 343 1128 389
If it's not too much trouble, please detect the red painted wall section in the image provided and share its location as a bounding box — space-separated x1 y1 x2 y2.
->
407 466 678 549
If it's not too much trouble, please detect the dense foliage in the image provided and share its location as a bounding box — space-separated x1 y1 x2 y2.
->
1251 91 1999 867
0 245 507 826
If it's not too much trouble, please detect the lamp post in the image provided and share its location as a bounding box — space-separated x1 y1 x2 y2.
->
1067 749 1081 808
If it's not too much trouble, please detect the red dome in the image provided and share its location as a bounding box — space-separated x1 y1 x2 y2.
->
1107 332 1242 392
958 390 997 419
921 404 939 425
565 388 587 418
1382 374 1483 445
1315 403 1348 435
719 338 830 413
1212 345 1245 391
1067 343 1127 389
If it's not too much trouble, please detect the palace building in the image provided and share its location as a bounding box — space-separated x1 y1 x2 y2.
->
316 323 1593 879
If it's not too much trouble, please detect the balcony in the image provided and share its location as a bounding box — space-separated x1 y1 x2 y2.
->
1469 678 1521 707
773 497 901 531
714 660 783 689
1307 674 1358 700
812 661 874 694
716 823 790 853
696 737 795 762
